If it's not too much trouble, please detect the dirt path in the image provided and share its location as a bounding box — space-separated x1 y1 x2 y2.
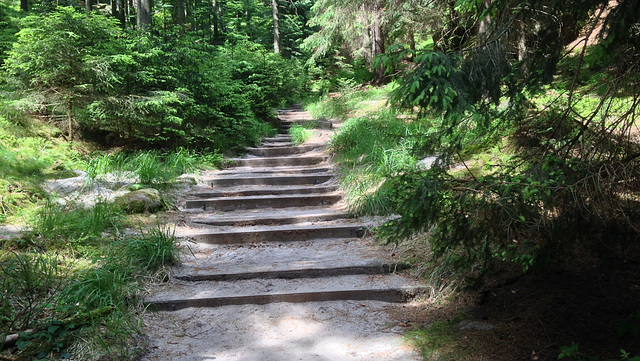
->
141 108 424 361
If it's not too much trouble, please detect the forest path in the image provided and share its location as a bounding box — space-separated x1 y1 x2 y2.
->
141 108 424 361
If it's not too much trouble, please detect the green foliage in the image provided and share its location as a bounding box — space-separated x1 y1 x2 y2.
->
289 124 313 145
0 0 22 65
0 252 64 332
83 148 221 185
0 224 179 359
338 0 640 283
558 342 640 361
3 7 308 149
30 199 123 253
328 106 427 215
406 319 468 361
0 108 84 223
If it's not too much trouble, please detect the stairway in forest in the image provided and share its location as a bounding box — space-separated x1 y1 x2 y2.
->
142 108 425 361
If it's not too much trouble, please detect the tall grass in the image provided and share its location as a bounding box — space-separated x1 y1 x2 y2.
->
83 148 222 185
288 124 314 145
0 111 84 223
30 199 123 254
1 223 180 359
328 109 429 215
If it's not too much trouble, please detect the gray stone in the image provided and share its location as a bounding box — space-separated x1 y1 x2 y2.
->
114 188 164 214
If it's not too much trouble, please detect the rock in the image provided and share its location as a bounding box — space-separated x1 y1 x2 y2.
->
456 320 495 331
114 188 164 214
419 156 438 169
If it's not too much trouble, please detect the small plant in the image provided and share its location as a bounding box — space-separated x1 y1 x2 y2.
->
406 319 469 361
116 224 180 272
289 124 313 145
30 199 122 252
83 149 221 186
558 342 640 361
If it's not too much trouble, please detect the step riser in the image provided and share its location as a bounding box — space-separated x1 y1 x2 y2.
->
217 168 332 176
230 157 326 167
247 146 321 157
192 213 350 226
209 175 332 187
185 226 365 244
175 264 408 282
186 195 342 211
263 137 291 143
146 288 420 311
281 121 332 130
261 143 294 147
191 185 339 198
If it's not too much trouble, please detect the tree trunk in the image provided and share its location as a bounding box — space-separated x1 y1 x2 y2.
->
272 0 280 54
370 0 385 83
20 0 28 12
174 0 185 30
212 0 220 43
67 97 73 141
118 0 126 27
86 0 93 12
129 0 135 27
137 0 152 30
111 0 117 17
477 0 491 40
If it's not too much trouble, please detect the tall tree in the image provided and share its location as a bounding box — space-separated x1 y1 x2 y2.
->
173 0 186 29
20 0 28 12
137 0 152 29
272 0 280 53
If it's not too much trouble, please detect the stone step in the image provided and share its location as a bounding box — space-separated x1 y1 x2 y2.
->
281 120 333 130
190 207 350 226
227 156 327 167
174 263 406 282
263 136 291 143
174 237 402 281
261 142 294 147
190 184 339 198
185 194 342 211
145 274 426 311
207 174 333 187
246 145 322 157
215 166 332 177
179 224 366 244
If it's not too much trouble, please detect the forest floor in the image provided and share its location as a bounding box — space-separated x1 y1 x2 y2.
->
390 254 640 361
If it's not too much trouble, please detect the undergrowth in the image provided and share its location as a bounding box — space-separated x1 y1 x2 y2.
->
1 216 179 360
83 148 222 186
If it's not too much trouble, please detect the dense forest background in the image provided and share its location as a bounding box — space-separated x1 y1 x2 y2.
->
1 0 640 359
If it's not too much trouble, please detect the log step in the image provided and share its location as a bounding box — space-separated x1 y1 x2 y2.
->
208 174 333 187
179 224 366 244
185 194 342 211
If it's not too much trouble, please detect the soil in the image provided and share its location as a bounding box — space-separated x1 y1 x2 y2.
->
388 253 640 361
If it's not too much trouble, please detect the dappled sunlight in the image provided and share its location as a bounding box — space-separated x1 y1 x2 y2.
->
142 301 420 361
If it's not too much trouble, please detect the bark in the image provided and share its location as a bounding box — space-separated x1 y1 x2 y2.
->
118 0 126 27
174 0 186 30
67 97 73 141
137 0 152 30
86 0 93 12
129 0 134 27
370 0 385 83
111 0 117 17
20 0 28 12
212 0 220 43
477 0 491 39
272 0 280 54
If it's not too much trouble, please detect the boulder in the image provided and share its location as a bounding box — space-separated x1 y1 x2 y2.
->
114 188 164 214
